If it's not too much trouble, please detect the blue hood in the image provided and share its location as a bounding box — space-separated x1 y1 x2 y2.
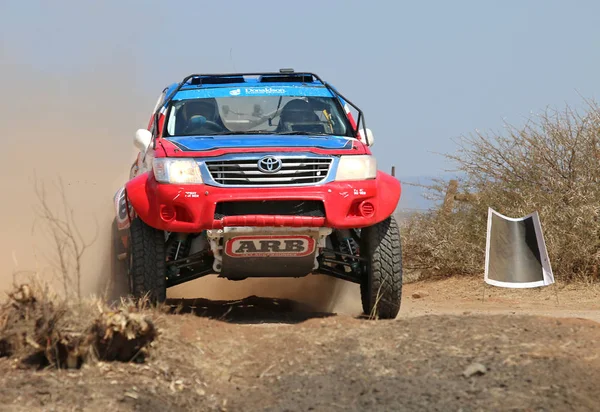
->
165 134 354 152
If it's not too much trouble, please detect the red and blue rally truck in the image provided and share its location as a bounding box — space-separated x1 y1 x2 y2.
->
113 69 403 318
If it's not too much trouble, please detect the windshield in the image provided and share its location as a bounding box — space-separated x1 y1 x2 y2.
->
162 95 354 137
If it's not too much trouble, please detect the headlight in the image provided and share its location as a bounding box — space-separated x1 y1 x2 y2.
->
334 155 377 181
153 158 203 184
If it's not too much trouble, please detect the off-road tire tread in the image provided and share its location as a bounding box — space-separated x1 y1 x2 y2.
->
360 215 403 319
129 217 166 303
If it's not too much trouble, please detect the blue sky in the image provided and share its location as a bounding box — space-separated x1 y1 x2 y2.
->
2 0 600 209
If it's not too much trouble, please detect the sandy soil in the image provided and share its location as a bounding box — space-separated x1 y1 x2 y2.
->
0 276 597 412
400 276 600 323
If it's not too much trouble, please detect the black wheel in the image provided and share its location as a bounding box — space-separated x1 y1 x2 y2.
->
128 216 167 303
360 215 403 319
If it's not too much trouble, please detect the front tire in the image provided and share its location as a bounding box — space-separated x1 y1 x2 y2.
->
360 215 403 319
128 216 167 303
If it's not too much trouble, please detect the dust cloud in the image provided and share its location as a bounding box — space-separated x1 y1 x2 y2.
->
0 53 361 315
0 53 146 297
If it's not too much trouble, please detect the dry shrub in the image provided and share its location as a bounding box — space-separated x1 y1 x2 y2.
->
32 176 97 301
0 281 158 369
402 100 600 282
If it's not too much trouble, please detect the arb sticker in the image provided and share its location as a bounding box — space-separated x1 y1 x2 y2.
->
225 235 315 258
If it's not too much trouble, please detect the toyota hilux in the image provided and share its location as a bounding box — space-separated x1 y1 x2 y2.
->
113 69 403 319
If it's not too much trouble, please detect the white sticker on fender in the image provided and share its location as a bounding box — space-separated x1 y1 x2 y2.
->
225 235 315 258
114 186 132 231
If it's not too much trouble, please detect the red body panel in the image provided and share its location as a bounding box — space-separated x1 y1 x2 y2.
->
130 105 399 233
125 170 401 232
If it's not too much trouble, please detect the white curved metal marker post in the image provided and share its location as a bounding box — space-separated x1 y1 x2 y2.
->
484 208 554 288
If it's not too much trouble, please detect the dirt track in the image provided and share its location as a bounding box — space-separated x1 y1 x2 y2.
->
0 277 598 412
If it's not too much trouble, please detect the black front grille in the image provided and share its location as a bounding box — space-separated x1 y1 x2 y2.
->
214 200 325 219
205 157 333 186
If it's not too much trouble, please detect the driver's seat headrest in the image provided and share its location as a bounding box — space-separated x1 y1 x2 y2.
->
184 99 218 121
280 99 318 123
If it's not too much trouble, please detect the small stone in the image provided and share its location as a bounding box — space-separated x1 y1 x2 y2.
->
170 379 185 392
463 363 487 378
124 391 139 400
412 291 429 299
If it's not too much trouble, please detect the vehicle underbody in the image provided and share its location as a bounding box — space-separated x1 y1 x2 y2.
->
163 226 364 288
117 206 403 319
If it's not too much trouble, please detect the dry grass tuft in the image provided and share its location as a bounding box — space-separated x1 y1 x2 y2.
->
89 300 158 362
402 100 600 283
0 281 158 369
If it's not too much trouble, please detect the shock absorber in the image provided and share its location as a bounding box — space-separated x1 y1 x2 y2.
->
166 233 190 262
336 230 360 272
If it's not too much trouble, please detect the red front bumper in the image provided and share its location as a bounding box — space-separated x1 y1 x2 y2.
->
125 171 401 232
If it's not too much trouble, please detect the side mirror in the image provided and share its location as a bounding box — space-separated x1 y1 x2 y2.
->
358 128 375 147
134 129 152 152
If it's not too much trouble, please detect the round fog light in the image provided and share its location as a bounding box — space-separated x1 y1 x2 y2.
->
359 201 375 217
160 205 176 222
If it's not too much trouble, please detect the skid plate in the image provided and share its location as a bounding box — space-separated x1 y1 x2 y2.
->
220 227 321 279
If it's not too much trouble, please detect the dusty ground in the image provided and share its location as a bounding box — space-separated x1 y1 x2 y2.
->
0 276 598 412
401 276 600 322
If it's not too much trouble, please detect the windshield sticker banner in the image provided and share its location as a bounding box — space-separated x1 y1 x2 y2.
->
174 86 334 100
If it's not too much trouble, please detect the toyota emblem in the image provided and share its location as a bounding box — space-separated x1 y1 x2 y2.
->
257 156 282 173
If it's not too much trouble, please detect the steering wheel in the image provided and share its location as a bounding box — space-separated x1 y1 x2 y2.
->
184 120 225 135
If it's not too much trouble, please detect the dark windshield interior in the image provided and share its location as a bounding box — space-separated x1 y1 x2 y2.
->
163 95 354 137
